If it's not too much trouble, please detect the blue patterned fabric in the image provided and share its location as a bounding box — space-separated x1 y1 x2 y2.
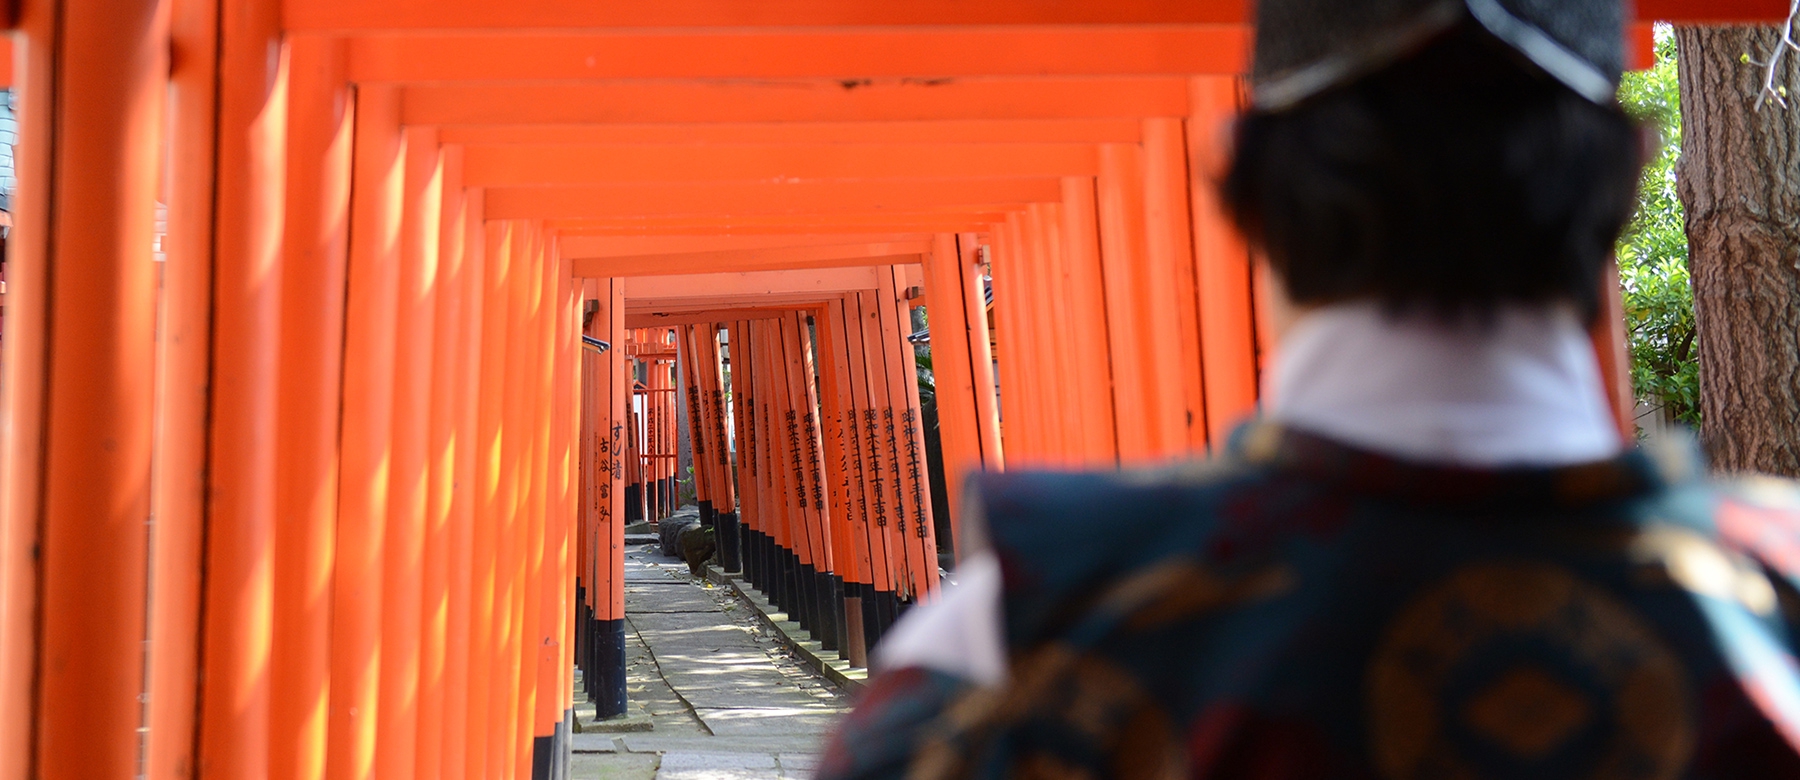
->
818 422 1800 780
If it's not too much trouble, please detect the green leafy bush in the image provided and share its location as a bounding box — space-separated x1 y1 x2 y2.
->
1618 28 1700 426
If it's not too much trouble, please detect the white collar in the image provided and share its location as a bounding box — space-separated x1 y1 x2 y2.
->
1266 301 1623 467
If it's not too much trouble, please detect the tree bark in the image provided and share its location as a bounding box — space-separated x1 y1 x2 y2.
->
1676 25 1800 474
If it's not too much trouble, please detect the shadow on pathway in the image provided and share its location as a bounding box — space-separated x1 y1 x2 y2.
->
571 544 851 779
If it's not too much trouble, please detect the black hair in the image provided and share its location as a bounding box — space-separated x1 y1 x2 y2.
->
1221 21 1644 322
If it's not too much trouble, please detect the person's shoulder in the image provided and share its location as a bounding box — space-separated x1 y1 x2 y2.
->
1618 434 1800 564
1704 473 1800 580
974 454 1258 518
964 454 1278 644
969 454 1266 555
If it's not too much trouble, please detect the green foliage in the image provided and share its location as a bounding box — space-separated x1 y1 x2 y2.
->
1617 28 1700 426
914 305 937 404
915 350 935 404
678 465 697 505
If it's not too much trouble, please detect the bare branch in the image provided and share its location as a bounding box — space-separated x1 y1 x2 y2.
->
1753 0 1800 110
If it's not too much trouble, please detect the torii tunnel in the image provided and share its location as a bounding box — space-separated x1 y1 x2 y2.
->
0 1 1784 778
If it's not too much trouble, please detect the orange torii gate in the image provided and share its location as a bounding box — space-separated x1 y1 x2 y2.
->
0 1 1783 779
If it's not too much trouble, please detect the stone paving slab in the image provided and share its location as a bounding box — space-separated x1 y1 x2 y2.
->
696 707 846 736
616 734 826 755
624 569 695 584
779 753 820 772
623 556 692 582
571 752 659 780
660 751 776 770
630 616 765 650
676 689 827 713
625 586 721 614
571 545 848 778
655 750 820 780
650 655 829 711
706 569 869 695
573 734 625 753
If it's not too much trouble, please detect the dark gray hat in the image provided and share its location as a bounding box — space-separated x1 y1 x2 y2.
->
1252 0 1624 111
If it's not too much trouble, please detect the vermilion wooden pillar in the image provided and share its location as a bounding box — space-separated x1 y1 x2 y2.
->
573 295 589 719
518 227 556 779
576 289 595 713
468 219 516 777
271 35 352 780
590 279 627 718
658 346 678 516
1187 77 1260 444
853 290 906 632
754 318 797 624
727 320 766 600
199 0 291 773
814 300 872 666
877 268 940 600
0 0 166 775
1097 143 1163 464
842 294 891 643
146 0 212 775
760 318 804 626
627 359 643 522
560 258 577 747
1005 210 1055 462
668 346 681 517
755 315 781 609
1057 181 1119 465
1027 210 1070 465
792 311 843 649
489 221 528 779
641 380 652 519
419 144 466 780
512 225 544 780
378 125 442 780
1008 213 1055 461
780 313 818 635
639 351 653 519
444 188 488 780
1028 203 1082 465
760 318 793 619
638 346 651 520
1143 117 1207 455
985 220 1032 462
624 358 643 524
920 235 980 550
645 349 663 519
669 341 682 516
1025 211 1063 465
679 326 713 528
331 82 406 780
663 343 680 515
644 347 658 521
516 227 549 777
699 327 720 525
538 251 579 776
495 222 537 778
696 325 742 570
738 322 762 595
957 234 1005 473
561 262 581 740
523 222 554 776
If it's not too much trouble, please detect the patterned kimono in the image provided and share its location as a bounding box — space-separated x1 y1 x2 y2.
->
818 422 1800 779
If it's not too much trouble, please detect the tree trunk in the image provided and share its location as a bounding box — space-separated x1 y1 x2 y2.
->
1676 25 1800 475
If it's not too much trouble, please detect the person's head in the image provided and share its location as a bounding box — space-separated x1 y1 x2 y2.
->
1222 2 1643 323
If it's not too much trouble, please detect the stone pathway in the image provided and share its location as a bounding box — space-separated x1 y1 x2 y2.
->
569 544 852 779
